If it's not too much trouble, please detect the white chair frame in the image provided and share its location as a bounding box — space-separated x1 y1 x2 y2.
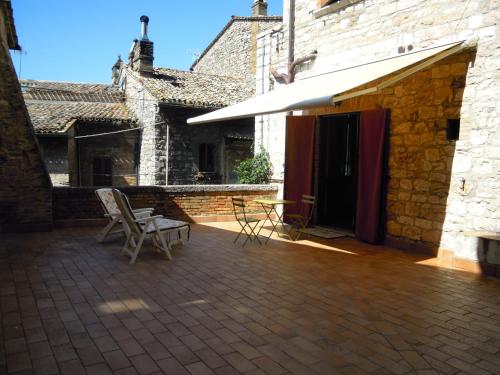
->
95 188 153 243
112 189 190 264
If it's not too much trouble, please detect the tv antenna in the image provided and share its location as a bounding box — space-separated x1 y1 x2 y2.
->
13 47 27 79
186 48 201 61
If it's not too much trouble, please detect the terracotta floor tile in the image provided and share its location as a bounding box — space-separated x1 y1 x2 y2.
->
0 224 499 375
59 359 86 375
103 350 131 371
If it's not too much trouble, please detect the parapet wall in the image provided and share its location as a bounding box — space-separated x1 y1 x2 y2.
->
53 185 278 225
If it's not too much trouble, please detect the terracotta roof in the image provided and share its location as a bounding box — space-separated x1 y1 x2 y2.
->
21 80 135 134
131 67 254 108
21 80 125 103
190 16 282 71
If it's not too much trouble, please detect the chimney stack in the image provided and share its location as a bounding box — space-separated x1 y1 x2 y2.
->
111 55 122 85
140 15 149 40
252 0 268 16
129 15 154 75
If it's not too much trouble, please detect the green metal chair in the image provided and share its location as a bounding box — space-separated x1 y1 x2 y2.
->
288 195 316 241
232 197 262 247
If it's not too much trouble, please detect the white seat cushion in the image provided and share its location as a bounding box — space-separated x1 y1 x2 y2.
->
142 218 190 234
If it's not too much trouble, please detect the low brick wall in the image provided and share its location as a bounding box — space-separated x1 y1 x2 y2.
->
53 185 278 225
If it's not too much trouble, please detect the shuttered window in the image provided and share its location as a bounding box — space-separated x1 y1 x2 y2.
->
317 0 339 7
93 157 113 186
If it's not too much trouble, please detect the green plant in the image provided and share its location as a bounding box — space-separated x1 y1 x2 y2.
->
234 147 272 184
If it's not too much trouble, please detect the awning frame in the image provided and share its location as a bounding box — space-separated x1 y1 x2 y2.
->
332 42 465 104
187 41 468 125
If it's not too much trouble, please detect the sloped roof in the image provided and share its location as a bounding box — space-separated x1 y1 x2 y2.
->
21 80 125 103
190 16 282 71
26 102 134 134
130 67 254 108
20 80 135 134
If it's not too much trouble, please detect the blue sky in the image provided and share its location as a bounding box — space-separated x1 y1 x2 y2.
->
11 0 283 83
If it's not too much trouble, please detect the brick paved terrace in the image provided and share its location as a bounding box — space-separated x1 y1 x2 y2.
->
1 223 500 375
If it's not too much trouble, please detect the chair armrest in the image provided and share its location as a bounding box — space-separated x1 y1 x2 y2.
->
134 215 164 223
133 208 154 213
104 213 121 218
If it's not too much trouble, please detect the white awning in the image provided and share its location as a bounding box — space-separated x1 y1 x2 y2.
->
187 41 465 125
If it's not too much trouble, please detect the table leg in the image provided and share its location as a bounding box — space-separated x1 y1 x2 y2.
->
263 205 292 243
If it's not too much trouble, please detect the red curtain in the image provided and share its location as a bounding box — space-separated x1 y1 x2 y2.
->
284 116 316 219
355 109 389 244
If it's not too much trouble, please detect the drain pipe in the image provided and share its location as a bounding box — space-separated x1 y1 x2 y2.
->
283 0 296 205
288 0 295 81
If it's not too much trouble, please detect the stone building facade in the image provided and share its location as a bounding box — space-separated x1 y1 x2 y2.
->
0 0 53 232
191 15 282 79
252 0 499 262
118 63 255 185
18 1 281 189
114 5 281 186
22 81 138 187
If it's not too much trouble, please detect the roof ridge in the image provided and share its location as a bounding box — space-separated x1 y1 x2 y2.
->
20 79 112 86
153 66 250 81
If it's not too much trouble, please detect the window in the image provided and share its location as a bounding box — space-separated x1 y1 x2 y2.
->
314 0 363 17
199 144 215 172
93 157 112 186
318 0 339 7
446 119 460 141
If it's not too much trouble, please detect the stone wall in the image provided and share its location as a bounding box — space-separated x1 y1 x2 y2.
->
259 0 499 260
53 185 278 224
165 107 254 185
306 52 469 250
38 136 69 186
192 18 281 80
0 3 53 232
76 123 139 186
122 70 164 185
123 71 255 186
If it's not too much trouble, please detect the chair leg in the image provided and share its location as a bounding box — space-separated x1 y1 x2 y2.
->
249 222 262 245
234 224 245 244
157 231 173 260
98 218 118 243
130 233 146 264
241 224 250 247
121 232 132 255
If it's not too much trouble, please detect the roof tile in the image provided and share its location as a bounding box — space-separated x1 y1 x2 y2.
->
21 80 135 134
132 67 254 108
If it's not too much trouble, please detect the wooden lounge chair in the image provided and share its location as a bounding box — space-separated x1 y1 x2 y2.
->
112 189 190 264
95 188 154 243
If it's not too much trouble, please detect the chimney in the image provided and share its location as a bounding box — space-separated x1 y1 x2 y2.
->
252 0 268 16
129 15 154 75
140 15 149 40
111 55 122 85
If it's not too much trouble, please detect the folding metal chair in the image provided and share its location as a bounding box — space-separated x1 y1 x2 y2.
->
288 195 315 240
232 197 262 246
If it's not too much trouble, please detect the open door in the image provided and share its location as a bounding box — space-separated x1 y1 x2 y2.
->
284 116 316 218
356 109 389 244
316 113 359 230
314 110 388 244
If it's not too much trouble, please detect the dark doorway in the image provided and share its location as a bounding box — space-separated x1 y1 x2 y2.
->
316 113 359 230
93 157 112 186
